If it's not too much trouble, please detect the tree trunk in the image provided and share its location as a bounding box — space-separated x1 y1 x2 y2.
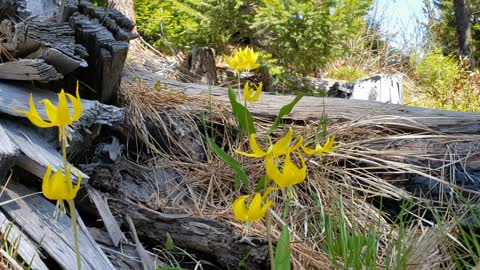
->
454 0 475 68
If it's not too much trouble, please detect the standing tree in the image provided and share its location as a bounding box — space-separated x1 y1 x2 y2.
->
453 0 475 68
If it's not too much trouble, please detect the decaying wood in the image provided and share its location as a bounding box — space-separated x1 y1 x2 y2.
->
0 123 18 181
70 1 132 103
0 118 88 184
89 188 126 246
126 215 155 270
0 211 48 270
0 81 125 127
88 227 145 270
109 198 269 270
143 77 480 134
0 180 116 270
0 59 62 81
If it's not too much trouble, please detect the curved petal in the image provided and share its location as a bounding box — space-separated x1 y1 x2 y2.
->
248 193 264 221
67 82 83 122
39 99 58 124
56 90 72 126
266 155 289 188
291 136 303 152
259 200 273 218
249 134 267 157
232 195 249 222
71 167 83 197
302 143 321 155
272 128 293 156
250 82 262 102
42 165 53 199
284 153 306 186
25 95 55 128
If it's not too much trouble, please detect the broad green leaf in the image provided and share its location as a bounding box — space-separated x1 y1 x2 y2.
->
165 232 175 251
275 226 291 270
228 87 256 134
207 138 250 189
269 95 303 134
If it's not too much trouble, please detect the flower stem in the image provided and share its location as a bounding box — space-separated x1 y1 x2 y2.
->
265 212 275 270
61 126 67 170
68 199 81 270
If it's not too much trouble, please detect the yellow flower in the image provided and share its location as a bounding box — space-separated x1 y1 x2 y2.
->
42 164 82 201
244 82 263 102
225 47 260 73
232 193 273 222
22 83 83 129
302 135 336 156
234 128 303 158
266 152 307 188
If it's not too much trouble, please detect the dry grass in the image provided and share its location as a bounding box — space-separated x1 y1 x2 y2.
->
117 42 480 270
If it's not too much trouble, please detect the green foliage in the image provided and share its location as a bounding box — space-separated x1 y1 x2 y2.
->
252 0 372 75
228 87 256 135
327 66 368 81
165 232 175 251
206 137 250 189
134 0 373 75
408 48 480 112
268 95 303 135
134 0 250 52
274 226 291 270
323 198 379 269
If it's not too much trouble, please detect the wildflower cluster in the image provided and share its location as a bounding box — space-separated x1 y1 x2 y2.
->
21 82 83 270
223 47 336 232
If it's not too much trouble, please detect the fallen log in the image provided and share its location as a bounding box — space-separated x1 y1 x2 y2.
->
0 59 63 81
141 77 480 134
0 123 18 181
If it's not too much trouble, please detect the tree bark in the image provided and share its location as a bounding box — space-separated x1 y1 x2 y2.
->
454 0 475 68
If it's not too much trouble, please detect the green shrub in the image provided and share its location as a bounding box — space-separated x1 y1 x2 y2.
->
409 48 480 112
327 66 368 81
252 0 372 75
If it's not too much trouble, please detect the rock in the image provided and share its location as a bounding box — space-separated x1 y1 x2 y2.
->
350 74 403 104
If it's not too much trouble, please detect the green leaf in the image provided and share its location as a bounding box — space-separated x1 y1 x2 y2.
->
165 232 175 251
255 176 266 192
269 95 303 134
207 138 250 189
275 226 291 270
228 87 256 135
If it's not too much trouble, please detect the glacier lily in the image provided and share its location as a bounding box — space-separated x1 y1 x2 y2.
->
232 193 273 222
266 152 307 188
244 82 263 102
234 128 303 158
302 135 336 156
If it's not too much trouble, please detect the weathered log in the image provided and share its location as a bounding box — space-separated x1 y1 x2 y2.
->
0 123 18 181
0 180 116 270
70 1 132 103
0 0 27 20
0 211 48 270
0 59 62 81
108 198 269 270
0 117 88 184
142 77 480 134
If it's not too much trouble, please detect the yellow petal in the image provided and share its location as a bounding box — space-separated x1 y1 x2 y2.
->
272 128 293 156
247 193 263 221
262 186 279 201
249 134 267 157
302 143 321 155
67 82 82 122
42 165 53 198
266 155 288 188
25 94 55 128
250 82 262 102
39 99 58 125
283 153 307 186
232 195 249 222
291 136 303 152
56 90 73 126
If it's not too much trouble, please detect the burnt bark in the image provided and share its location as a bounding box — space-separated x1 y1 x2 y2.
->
454 0 475 68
